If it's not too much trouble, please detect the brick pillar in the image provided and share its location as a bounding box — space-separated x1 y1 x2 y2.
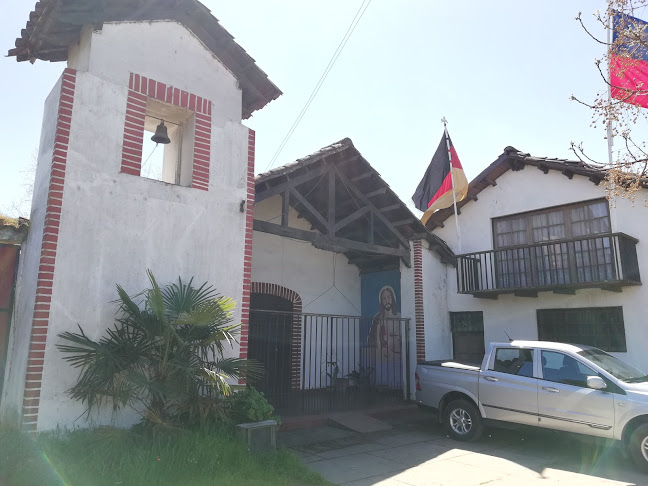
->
413 239 425 362
238 129 255 383
22 68 77 431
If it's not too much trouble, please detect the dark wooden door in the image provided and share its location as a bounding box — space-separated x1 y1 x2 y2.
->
0 244 20 400
248 294 293 399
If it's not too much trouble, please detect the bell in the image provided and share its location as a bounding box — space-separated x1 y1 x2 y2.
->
151 120 171 144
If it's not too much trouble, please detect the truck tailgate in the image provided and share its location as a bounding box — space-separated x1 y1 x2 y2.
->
416 362 480 410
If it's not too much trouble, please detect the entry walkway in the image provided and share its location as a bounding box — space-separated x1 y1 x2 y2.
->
281 409 648 486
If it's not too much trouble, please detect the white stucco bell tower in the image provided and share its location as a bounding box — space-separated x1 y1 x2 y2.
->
2 4 280 431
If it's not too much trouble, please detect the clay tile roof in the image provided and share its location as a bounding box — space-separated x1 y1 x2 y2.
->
8 0 282 119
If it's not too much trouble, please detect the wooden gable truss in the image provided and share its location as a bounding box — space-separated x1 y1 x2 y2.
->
254 139 454 273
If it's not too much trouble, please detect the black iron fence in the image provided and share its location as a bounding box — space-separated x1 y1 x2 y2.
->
457 233 640 294
247 310 411 415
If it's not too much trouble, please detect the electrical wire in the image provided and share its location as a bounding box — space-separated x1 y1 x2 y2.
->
140 143 160 177
263 0 373 172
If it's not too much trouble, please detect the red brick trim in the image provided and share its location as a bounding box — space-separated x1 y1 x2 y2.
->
249 282 303 390
413 239 425 362
22 68 77 431
120 73 212 190
238 129 256 384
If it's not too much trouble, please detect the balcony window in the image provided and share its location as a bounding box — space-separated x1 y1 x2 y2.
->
493 200 613 288
456 199 640 295
494 199 610 248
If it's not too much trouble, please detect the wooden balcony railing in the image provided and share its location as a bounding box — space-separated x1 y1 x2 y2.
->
456 233 641 297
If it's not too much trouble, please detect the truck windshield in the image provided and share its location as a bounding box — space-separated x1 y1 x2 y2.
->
577 349 648 383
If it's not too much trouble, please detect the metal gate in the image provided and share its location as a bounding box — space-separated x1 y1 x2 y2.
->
247 310 411 415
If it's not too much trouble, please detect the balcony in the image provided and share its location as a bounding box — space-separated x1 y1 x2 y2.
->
456 233 641 298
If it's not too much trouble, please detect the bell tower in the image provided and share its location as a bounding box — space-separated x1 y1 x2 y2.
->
3 0 280 431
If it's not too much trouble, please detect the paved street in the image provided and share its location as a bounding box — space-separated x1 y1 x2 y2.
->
281 411 648 486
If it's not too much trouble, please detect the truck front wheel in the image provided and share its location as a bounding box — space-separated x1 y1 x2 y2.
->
628 423 648 472
443 399 483 442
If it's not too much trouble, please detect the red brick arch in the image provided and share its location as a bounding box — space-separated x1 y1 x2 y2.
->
250 282 302 389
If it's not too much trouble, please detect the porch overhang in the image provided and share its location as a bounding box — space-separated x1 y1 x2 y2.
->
254 139 455 272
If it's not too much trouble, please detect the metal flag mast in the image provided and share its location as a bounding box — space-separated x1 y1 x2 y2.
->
607 11 615 166
441 116 462 254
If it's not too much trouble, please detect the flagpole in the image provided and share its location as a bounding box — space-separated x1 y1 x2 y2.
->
442 117 462 254
607 10 614 166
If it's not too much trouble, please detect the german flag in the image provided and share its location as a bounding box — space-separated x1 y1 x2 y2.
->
412 130 468 225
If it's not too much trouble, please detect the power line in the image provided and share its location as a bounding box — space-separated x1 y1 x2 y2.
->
263 0 373 172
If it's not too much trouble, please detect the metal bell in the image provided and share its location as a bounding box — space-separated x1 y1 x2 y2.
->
151 120 171 144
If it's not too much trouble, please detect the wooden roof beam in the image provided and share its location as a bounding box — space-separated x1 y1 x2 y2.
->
379 203 400 213
335 170 410 249
392 218 414 226
255 164 329 203
364 187 387 198
350 172 373 182
253 220 410 260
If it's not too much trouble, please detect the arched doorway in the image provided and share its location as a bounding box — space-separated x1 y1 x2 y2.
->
248 283 302 409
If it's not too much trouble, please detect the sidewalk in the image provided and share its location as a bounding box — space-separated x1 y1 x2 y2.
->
281 410 648 486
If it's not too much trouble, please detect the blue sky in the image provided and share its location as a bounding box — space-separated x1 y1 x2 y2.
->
1 1 612 217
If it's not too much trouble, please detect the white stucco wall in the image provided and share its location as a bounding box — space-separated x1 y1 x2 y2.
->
433 166 648 370
68 21 242 120
251 196 362 316
7 21 252 431
1 78 63 423
421 240 451 361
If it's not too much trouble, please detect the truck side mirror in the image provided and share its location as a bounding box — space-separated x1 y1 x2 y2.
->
587 376 607 390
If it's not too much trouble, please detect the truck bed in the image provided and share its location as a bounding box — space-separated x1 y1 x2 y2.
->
418 360 481 371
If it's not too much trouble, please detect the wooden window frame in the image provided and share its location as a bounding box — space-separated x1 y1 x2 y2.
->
492 198 611 250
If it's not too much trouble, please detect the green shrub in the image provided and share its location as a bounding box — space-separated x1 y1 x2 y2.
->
227 387 280 424
56 271 262 428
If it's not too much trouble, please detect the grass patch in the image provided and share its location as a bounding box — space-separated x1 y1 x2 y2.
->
0 424 330 486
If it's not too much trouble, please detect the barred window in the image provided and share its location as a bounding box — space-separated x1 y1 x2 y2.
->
537 307 626 352
450 312 485 364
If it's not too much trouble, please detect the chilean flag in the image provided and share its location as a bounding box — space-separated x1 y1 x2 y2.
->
610 11 648 107
412 129 468 226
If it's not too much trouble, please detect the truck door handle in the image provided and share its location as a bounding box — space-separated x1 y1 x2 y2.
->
484 376 499 382
543 386 560 393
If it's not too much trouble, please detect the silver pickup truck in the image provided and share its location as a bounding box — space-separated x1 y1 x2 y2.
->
415 340 648 470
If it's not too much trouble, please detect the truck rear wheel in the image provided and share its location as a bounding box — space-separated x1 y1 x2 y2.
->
628 423 648 472
443 399 483 442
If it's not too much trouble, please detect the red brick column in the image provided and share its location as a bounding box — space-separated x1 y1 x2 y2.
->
22 68 77 431
238 129 256 384
249 282 303 390
120 73 212 190
413 239 425 362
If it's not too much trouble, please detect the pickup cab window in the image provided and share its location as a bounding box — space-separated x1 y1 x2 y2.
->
541 351 597 387
492 348 534 377
577 348 648 383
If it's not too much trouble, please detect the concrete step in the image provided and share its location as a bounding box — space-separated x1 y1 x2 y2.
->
328 411 393 434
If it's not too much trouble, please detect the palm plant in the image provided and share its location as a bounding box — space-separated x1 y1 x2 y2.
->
57 270 260 426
